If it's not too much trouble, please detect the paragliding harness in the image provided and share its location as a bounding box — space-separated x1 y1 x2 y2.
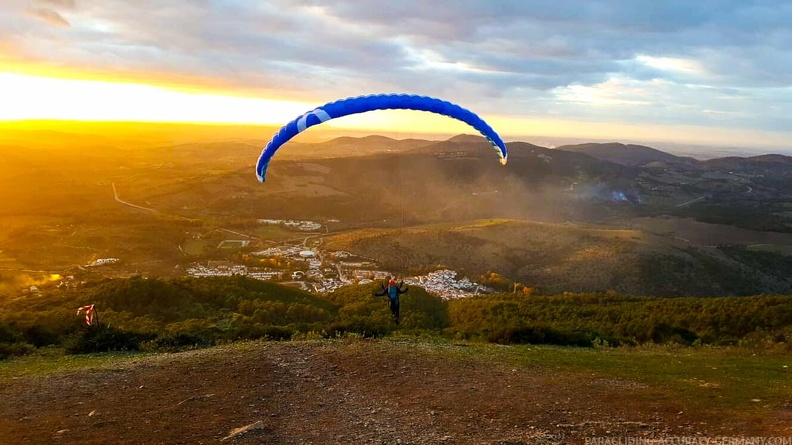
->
374 279 408 324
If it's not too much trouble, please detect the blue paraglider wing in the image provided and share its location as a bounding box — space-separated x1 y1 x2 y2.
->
255 94 508 182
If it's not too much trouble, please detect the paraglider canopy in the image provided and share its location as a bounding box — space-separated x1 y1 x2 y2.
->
255 93 508 182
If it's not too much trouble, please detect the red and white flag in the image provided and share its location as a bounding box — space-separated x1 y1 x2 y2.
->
76 304 95 326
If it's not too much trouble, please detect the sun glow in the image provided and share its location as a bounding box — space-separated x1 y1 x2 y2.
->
0 72 314 124
0 71 500 136
1 71 788 149
0 71 508 136
635 55 706 76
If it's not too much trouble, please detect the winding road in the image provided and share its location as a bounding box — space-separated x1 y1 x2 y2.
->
675 194 707 208
112 182 158 213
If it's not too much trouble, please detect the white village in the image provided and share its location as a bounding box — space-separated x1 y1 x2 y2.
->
185 219 492 299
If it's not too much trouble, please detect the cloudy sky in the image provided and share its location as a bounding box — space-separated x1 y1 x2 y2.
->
1 0 791 148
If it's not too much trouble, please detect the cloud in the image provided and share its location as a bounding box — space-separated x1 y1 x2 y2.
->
34 0 76 8
28 7 71 27
1 0 791 140
26 0 75 26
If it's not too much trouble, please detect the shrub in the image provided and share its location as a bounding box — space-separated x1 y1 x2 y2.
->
251 325 294 341
325 318 391 339
0 342 34 360
65 326 155 354
487 325 594 347
145 332 214 352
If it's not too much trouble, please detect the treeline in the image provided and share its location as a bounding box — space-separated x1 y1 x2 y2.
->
0 276 448 358
674 202 792 233
447 293 792 347
0 276 790 358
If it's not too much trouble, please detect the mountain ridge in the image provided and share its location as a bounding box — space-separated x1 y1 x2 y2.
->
2 130 792 298
555 142 699 167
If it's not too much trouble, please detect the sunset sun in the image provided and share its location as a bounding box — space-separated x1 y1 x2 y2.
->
0 72 314 124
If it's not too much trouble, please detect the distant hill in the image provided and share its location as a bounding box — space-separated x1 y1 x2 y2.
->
406 138 637 181
275 135 433 160
4 128 792 298
322 219 792 296
702 153 792 176
556 142 697 167
446 134 489 143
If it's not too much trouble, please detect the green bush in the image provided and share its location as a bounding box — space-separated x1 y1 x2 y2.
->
325 318 391 339
0 342 34 360
146 332 214 352
65 326 155 354
486 325 594 347
0 322 17 344
250 324 294 341
21 325 65 348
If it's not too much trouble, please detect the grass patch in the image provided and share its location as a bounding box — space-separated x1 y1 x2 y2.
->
218 240 248 249
367 336 791 425
747 244 792 256
0 348 150 382
181 239 210 256
530 346 788 409
409 339 792 418
253 225 303 241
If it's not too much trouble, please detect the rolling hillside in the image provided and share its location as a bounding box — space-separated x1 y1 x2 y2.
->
323 219 792 296
556 142 697 167
3 127 792 297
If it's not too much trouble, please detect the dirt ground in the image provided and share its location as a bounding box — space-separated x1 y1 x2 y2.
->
0 340 788 444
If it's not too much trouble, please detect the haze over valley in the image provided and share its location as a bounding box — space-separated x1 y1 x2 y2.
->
3 122 792 298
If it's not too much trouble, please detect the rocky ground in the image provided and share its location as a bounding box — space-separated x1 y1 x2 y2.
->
0 340 788 444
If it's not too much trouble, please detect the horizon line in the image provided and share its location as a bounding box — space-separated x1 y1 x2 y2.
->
1 119 790 158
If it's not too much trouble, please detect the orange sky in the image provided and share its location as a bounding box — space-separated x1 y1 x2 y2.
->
1 68 791 149
2 1 792 152
0 69 506 136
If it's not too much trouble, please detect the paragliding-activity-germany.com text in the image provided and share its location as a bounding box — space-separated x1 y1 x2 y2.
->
586 436 792 445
